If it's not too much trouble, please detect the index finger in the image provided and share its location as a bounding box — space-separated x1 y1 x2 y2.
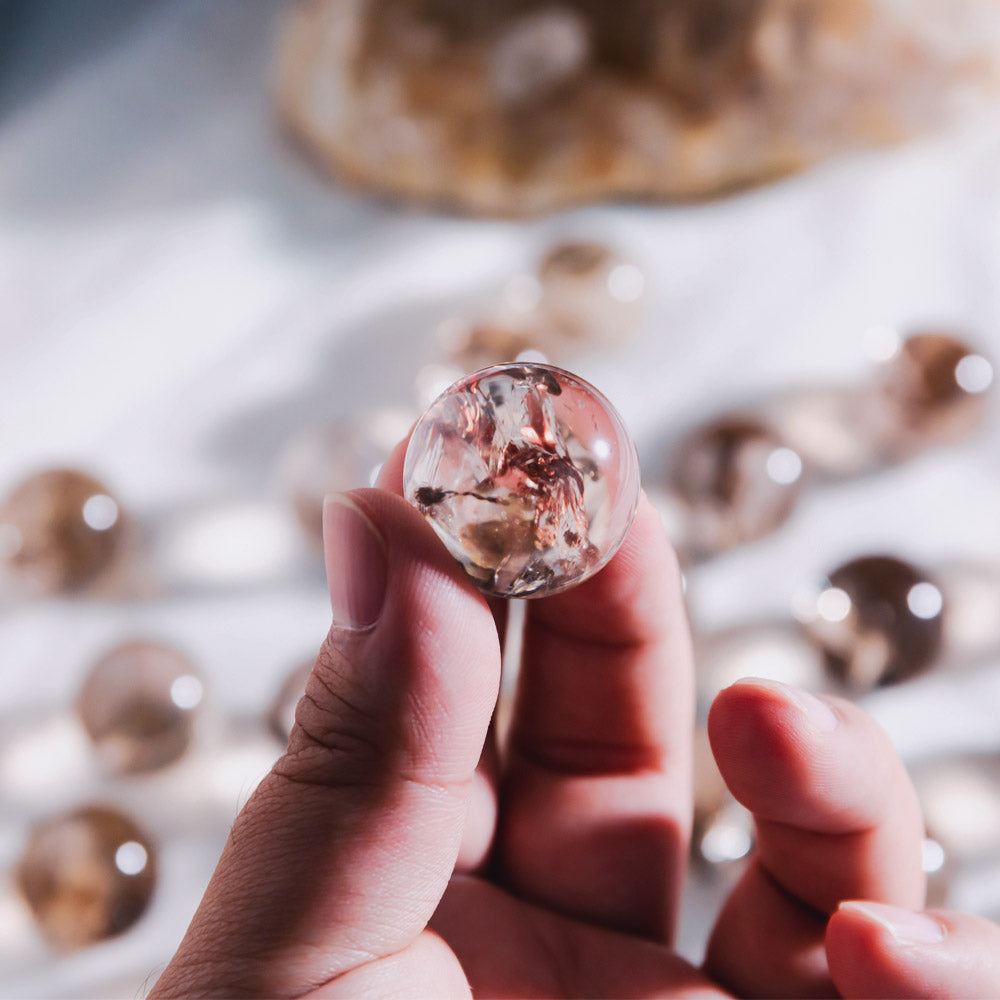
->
704 680 925 997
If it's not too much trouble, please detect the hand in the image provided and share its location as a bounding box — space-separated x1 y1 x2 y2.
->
151 444 1000 998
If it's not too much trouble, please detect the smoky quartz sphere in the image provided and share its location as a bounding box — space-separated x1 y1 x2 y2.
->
0 469 124 594
806 554 945 692
404 363 640 598
16 806 156 949
76 641 203 775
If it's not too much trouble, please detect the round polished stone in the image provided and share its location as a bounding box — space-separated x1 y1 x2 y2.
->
671 417 804 557
872 332 993 454
16 806 156 949
804 554 944 691
76 641 203 774
536 240 645 346
0 469 125 594
404 363 640 598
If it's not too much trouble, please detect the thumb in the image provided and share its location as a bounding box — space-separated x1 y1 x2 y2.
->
153 490 501 998
827 901 1000 998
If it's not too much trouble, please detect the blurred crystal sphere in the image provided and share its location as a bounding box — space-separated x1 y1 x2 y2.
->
671 417 804 558
76 640 203 775
870 332 993 456
0 469 125 594
536 239 645 346
15 806 156 949
803 554 945 691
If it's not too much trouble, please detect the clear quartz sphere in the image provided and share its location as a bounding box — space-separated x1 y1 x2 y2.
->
15 806 156 949
404 363 640 598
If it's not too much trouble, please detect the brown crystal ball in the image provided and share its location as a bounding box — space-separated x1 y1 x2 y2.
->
16 806 156 949
76 641 203 775
806 555 945 692
875 332 993 453
0 469 124 594
671 417 804 557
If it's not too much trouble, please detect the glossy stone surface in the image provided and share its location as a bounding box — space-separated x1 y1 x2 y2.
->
804 554 945 691
404 363 639 597
536 240 645 345
671 417 804 557
871 332 993 455
0 469 124 594
76 642 203 775
16 806 156 949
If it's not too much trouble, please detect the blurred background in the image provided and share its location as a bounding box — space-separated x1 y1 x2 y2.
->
2 0 1000 995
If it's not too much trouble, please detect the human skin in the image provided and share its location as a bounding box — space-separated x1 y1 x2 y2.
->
151 441 1000 999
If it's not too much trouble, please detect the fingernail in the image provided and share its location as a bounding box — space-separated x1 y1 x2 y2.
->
839 901 946 945
732 677 839 732
323 494 387 630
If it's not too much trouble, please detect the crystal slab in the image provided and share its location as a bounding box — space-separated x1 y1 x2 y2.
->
404 363 639 598
275 0 1000 215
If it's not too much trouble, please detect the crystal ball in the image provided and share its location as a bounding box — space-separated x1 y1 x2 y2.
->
76 640 204 775
16 806 156 949
536 240 645 346
0 469 124 594
872 332 993 455
804 554 945 692
404 363 640 598
671 416 804 558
